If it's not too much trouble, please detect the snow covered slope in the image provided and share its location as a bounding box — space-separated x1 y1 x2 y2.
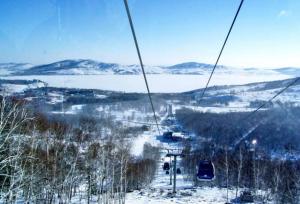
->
0 79 46 95
1 59 299 76
164 62 229 74
273 67 300 76
0 63 33 75
185 77 300 112
12 59 163 75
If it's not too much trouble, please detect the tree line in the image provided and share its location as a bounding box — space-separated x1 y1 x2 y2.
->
0 96 158 204
177 107 300 203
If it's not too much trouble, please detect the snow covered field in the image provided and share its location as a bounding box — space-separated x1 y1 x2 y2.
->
2 73 291 93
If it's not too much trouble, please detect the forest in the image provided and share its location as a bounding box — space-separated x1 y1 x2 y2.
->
0 96 159 203
177 106 300 203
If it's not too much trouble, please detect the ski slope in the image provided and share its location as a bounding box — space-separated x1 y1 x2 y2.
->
125 113 274 204
127 135 242 204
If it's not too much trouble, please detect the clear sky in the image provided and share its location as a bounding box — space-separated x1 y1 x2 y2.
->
0 0 300 68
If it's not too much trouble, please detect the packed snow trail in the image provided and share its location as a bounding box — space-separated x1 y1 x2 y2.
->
125 111 276 203
151 151 193 191
125 115 239 204
126 187 240 204
126 152 239 204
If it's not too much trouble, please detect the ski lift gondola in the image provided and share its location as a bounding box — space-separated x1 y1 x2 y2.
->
197 160 215 181
163 162 170 171
163 131 173 139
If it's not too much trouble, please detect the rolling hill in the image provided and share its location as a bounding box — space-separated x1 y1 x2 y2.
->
1 59 299 76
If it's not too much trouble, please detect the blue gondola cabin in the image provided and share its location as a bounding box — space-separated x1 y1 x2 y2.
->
197 160 215 181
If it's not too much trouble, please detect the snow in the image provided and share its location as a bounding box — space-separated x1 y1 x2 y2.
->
126 187 244 204
130 131 160 156
0 64 295 203
122 110 275 204
95 94 107 99
0 81 45 95
56 68 110 75
173 104 256 114
126 146 266 203
1 84 28 93
71 104 85 111
0 63 33 75
47 92 64 104
100 108 154 122
0 79 45 95
2 73 291 93
3 59 296 77
51 104 85 115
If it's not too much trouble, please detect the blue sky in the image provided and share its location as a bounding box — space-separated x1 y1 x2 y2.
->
0 0 300 68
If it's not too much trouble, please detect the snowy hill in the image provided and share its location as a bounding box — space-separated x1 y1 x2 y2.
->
0 79 46 94
0 63 33 75
273 67 300 76
184 77 300 112
164 62 229 74
12 59 163 75
20 59 119 75
168 62 215 69
1 59 299 76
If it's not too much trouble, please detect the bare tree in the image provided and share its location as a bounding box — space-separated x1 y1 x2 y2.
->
0 96 32 202
235 146 244 199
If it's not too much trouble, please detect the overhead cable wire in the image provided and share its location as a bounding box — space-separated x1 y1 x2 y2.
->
241 77 300 122
199 0 245 102
233 77 300 148
119 119 164 126
123 0 161 135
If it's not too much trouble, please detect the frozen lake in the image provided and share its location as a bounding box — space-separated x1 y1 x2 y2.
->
2 74 291 93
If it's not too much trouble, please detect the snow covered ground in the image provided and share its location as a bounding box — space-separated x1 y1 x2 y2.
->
2 73 291 93
0 80 45 95
172 104 257 113
130 131 160 156
52 104 86 115
126 187 245 204
123 111 276 204
126 133 270 204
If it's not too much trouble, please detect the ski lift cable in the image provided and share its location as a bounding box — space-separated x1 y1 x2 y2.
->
123 0 161 135
119 119 165 126
120 105 258 127
198 0 245 102
233 77 300 147
240 77 300 122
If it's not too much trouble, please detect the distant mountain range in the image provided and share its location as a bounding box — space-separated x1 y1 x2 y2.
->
0 59 299 76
